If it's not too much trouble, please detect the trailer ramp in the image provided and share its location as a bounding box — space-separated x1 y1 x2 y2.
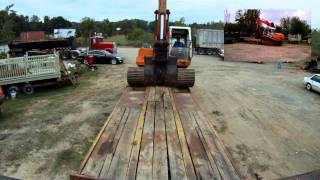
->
71 87 240 180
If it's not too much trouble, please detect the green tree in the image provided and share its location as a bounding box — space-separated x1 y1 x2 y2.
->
235 9 260 35
128 28 145 41
78 17 96 38
290 17 310 36
280 16 310 37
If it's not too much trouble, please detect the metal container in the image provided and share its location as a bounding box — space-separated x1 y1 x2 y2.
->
20 31 45 42
196 29 224 49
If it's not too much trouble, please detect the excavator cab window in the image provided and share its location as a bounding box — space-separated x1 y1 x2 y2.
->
169 28 191 60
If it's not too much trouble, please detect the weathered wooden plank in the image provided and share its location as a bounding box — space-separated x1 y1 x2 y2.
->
136 101 156 180
79 88 135 174
103 109 141 179
169 89 197 180
179 111 216 179
95 108 130 177
81 107 127 177
147 87 156 101
152 101 169 179
186 112 222 180
194 111 240 180
163 88 188 180
125 88 150 180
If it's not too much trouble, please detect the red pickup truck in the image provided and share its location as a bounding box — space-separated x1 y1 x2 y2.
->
0 86 4 112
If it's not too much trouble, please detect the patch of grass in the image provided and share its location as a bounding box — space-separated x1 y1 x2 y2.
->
0 66 96 129
52 149 83 173
105 35 130 46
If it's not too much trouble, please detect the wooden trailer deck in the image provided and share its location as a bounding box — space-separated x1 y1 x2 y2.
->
71 87 240 180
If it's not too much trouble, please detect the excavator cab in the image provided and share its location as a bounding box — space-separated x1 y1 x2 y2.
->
169 26 192 68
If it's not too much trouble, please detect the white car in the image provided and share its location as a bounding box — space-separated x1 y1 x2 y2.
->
304 74 320 92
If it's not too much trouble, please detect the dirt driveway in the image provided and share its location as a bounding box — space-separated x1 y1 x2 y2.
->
225 43 311 62
0 61 130 179
0 47 319 179
191 56 320 179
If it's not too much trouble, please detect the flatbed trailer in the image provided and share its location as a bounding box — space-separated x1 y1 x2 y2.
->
70 87 240 180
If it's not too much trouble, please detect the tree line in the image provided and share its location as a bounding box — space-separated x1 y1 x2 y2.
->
224 9 311 38
0 4 224 46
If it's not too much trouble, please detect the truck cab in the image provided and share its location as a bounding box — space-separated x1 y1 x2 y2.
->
169 26 193 68
90 36 117 54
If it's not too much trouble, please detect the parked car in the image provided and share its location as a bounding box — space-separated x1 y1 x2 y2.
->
86 50 123 64
0 86 5 112
304 74 320 93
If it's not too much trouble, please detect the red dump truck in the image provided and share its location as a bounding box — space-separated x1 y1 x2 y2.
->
0 86 4 112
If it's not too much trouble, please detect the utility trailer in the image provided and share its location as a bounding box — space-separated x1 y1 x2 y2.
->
0 53 73 96
195 29 224 55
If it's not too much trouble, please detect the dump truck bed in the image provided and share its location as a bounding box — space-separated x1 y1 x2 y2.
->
71 87 240 180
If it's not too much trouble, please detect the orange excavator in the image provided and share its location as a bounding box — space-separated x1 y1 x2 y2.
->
256 18 285 46
127 0 195 88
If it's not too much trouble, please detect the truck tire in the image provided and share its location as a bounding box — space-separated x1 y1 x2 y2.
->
71 52 79 59
60 51 69 60
22 84 34 95
8 86 19 97
207 49 213 55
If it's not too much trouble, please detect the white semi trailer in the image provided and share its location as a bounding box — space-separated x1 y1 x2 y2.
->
195 29 224 55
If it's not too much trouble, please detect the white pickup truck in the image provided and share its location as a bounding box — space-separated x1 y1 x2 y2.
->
304 74 320 93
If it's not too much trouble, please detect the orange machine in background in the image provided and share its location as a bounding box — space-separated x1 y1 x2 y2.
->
136 48 154 67
256 18 285 46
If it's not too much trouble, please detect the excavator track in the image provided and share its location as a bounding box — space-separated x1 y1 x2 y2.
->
127 67 195 88
177 68 195 88
127 67 145 87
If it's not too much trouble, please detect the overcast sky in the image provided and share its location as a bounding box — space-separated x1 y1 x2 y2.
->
0 0 318 28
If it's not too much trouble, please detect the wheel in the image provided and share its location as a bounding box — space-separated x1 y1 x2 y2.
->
22 84 34 95
8 86 19 98
306 83 312 91
60 51 69 60
207 49 214 55
71 52 79 59
111 59 117 65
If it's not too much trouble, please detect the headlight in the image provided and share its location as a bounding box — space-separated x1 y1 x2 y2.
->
116 57 122 60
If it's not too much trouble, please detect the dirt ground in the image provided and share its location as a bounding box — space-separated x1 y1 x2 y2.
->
0 47 320 179
225 43 311 62
0 61 130 179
